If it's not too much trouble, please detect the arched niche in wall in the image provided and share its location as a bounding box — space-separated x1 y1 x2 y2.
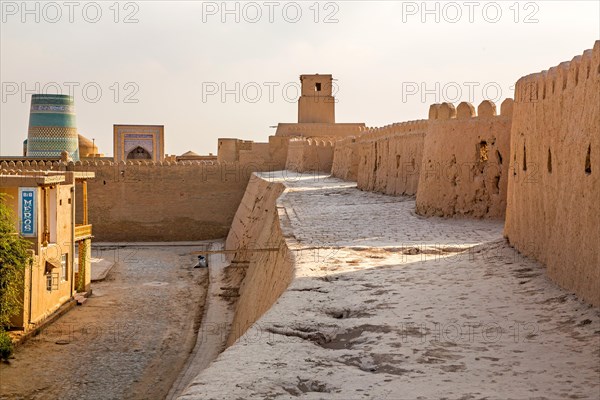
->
127 146 152 160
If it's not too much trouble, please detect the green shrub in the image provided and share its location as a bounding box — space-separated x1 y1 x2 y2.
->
0 329 13 361
0 193 31 328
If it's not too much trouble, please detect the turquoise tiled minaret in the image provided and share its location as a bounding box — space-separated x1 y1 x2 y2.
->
26 94 79 160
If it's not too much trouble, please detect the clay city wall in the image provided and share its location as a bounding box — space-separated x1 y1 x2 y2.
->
73 161 257 242
1 159 275 242
285 137 336 173
224 174 286 264
217 139 253 163
217 136 289 170
415 99 513 218
275 122 367 138
238 142 271 165
224 174 294 346
331 136 359 181
504 41 600 306
354 120 428 196
266 135 291 169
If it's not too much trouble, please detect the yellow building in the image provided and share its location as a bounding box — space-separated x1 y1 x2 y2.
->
0 171 94 331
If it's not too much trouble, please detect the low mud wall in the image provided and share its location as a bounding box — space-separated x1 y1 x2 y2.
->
224 174 294 345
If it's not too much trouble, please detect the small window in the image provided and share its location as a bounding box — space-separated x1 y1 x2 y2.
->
46 273 59 291
60 254 68 282
315 82 322 92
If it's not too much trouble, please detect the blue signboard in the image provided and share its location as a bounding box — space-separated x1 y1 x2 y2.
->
19 188 37 237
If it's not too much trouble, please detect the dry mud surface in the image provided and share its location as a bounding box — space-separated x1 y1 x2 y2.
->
0 245 208 400
181 173 600 400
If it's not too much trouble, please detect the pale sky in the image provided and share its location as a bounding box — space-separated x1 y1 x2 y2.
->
1 1 598 157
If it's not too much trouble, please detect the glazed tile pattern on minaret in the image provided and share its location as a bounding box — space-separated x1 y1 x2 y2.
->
26 94 80 160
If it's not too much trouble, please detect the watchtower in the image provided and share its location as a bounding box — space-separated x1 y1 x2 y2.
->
298 74 335 124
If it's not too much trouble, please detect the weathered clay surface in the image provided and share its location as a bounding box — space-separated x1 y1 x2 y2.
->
505 41 600 306
356 122 427 196
415 100 513 218
286 138 336 173
179 174 599 399
223 174 293 346
331 136 359 181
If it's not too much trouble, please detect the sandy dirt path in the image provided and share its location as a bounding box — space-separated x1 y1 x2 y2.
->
0 244 209 400
167 241 235 399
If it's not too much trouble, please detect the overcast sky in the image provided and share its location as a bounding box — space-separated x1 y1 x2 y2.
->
1 1 598 157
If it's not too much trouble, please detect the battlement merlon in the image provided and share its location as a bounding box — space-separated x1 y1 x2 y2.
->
514 40 599 103
428 99 514 121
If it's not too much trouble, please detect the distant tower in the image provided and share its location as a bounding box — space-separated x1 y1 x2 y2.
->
298 74 335 123
26 94 79 160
